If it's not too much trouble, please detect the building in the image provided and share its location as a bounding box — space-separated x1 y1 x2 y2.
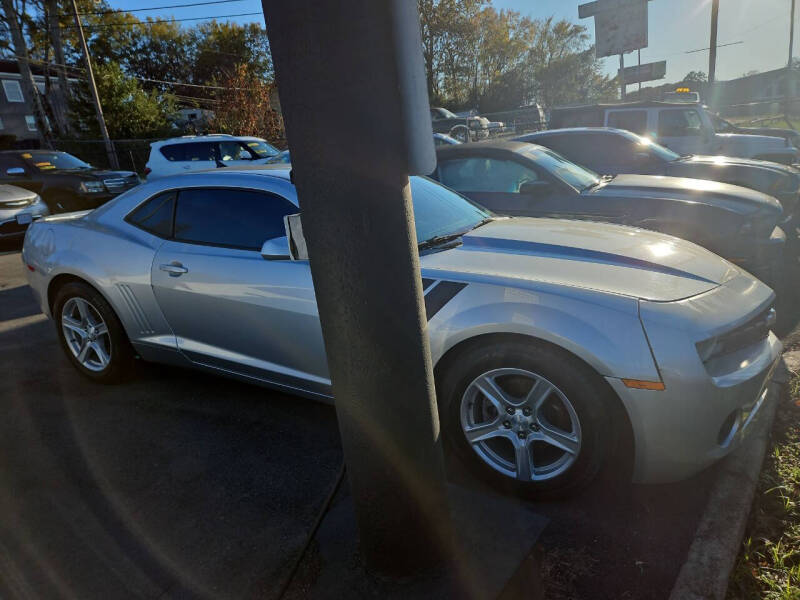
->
712 67 800 118
0 58 77 148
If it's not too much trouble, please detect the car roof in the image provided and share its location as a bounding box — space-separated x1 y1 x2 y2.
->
150 134 242 147
212 164 293 180
435 139 538 157
519 127 633 139
552 101 701 112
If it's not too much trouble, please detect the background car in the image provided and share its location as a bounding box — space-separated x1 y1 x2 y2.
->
515 128 800 220
0 183 48 242
711 114 800 150
145 134 281 180
433 140 786 286
548 102 799 165
0 150 139 213
22 167 781 497
430 106 490 142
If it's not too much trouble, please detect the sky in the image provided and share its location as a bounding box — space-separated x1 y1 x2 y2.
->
110 0 796 84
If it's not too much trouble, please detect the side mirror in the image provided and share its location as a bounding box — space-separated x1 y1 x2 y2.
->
285 213 309 260
6 167 25 176
260 236 290 260
518 180 551 196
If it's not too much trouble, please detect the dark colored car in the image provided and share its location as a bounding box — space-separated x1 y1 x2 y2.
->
432 140 785 286
711 114 800 150
0 150 140 213
430 107 490 142
514 128 800 219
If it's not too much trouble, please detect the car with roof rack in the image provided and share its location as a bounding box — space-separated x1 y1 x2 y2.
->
144 134 281 180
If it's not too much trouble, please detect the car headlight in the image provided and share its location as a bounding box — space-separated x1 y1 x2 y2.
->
79 181 104 193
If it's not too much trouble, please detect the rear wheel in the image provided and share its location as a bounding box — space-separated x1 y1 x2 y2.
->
438 339 611 499
449 125 470 143
53 282 135 383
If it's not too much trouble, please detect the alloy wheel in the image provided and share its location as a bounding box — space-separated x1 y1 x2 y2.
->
61 297 112 372
460 368 581 481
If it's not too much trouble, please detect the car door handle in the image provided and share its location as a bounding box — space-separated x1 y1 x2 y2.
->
159 263 188 276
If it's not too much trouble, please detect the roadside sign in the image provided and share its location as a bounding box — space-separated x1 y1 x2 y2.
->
579 0 650 58
621 60 667 84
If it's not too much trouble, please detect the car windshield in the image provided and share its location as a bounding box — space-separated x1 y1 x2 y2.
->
243 139 279 158
520 146 600 190
410 176 490 245
19 151 92 171
624 131 681 162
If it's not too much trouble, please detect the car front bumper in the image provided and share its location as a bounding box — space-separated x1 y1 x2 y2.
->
0 200 50 239
614 273 782 483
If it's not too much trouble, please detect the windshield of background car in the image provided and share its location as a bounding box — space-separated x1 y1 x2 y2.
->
244 140 279 157
623 131 681 162
410 176 490 243
520 146 599 190
20 151 92 171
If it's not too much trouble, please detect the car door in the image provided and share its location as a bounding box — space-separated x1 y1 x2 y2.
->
150 186 330 395
435 156 571 217
657 108 709 155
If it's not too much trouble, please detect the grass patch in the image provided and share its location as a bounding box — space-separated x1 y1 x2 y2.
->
728 376 800 600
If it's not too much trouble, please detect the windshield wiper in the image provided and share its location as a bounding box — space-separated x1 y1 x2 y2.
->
418 231 466 251
582 175 613 192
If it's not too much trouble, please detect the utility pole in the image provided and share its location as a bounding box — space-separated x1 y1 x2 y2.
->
1 0 53 147
709 0 720 84
70 0 119 169
790 0 796 68
619 53 627 101
261 0 450 577
46 0 71 136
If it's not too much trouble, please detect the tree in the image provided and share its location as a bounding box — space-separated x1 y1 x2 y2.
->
70 61 177 138
683 71 708 83
207 63 283 144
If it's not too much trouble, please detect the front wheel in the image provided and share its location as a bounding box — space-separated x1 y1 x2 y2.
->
437 340 611 499
449 125 471 143
54 282 135 383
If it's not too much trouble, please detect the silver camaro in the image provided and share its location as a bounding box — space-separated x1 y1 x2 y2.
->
22 166 782 497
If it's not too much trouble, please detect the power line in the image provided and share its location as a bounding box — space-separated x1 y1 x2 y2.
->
61 11 263 29
685 40 744 54
67 0 248 17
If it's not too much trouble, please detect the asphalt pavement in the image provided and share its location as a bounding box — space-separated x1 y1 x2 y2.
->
0 243 787 600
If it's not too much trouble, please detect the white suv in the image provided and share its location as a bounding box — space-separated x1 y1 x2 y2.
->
144 134 280 180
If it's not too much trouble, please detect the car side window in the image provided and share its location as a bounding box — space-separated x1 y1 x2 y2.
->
159 144 185 162
658 109 703 137
218 141 254 161
173 188 296 250
438 158 538 193
606 110 648 135
0 155 27 174
127 191 176 237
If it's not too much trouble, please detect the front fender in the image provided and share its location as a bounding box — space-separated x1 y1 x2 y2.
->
428 282 660 382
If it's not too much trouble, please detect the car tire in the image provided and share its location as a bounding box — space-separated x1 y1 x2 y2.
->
437 339 611 499
449 125 470 143
53 282 135 384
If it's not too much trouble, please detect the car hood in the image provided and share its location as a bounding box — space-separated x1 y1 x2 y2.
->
715 132 790 149
45 168 138 181
589 173 782 216
674 154 798 175
422 218 738 302
0 183 37 203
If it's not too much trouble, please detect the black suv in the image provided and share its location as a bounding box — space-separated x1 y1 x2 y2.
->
0 150 140 213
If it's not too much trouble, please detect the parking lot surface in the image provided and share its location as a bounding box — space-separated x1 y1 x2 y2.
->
0 244 788 599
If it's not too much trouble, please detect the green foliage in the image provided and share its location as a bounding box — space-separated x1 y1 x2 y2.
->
70 61 177 139
728 377 800 599
683 71 709 84
418 1 617 112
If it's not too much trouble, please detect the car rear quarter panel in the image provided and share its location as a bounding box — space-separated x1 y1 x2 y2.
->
23 216 177 353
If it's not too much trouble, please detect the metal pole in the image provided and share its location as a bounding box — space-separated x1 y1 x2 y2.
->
638 49 642 96
261 0 450 576
709 0 719 84
790 0 796 68
70 0 119 169
620 53 626 101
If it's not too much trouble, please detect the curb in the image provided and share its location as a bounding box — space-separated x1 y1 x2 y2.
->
668 363 789 600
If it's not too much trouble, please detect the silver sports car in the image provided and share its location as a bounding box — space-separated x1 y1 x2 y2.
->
22 166 782 497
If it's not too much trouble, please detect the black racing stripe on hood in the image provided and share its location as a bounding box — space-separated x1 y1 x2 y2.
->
424 281 467 321
464 236 718 284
